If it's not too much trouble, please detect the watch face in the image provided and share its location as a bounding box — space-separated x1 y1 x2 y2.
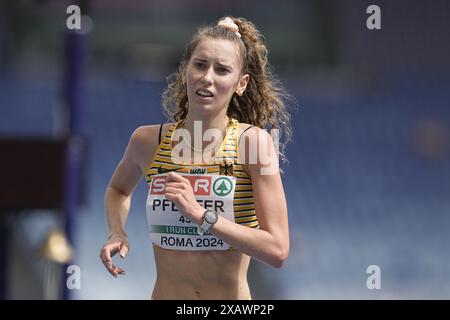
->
204 210 218 224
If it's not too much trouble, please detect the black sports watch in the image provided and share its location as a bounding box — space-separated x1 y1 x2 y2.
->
197 209 218 235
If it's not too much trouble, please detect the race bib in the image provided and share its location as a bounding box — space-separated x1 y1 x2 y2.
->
146 173 236 251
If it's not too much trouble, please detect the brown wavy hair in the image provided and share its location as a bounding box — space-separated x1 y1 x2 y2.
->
162 16 294 163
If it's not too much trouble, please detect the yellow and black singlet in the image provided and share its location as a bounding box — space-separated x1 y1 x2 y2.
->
145 118 259 251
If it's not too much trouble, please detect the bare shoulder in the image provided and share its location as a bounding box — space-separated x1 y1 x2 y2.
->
128 123 174 172
131 123 173 146
131 125 157 142
238 122 254 135
238 123 278 175
238 123 272 145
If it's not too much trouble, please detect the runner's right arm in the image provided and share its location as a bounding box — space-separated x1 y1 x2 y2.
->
100 125 159 276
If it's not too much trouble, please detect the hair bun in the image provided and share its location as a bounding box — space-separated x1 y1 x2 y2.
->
217 17 241 38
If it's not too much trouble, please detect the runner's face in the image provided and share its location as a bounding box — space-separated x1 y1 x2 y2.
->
185 38 247 116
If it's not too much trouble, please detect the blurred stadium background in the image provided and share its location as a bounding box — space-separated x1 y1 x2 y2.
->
0 0 449 299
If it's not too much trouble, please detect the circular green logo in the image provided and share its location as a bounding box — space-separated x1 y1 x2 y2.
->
213 177 233 196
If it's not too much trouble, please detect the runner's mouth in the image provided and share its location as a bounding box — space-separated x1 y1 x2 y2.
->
196 89 214 98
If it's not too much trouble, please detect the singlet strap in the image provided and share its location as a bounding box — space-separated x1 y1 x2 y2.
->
238 125 255 144
158 123 163 144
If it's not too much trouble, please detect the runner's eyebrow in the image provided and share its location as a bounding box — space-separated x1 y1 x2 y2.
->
192 58 233 71
192 58 207 63
216 62 232 71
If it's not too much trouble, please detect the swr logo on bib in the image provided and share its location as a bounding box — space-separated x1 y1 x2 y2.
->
150 175 212 196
